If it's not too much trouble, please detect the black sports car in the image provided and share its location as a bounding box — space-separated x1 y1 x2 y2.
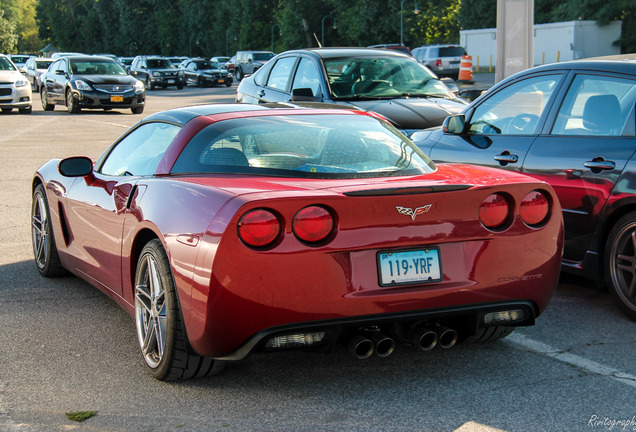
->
40 55 145 114
180 58 233 87
236 48 468 135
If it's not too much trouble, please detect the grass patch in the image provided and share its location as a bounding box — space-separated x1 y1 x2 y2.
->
65 411 97 422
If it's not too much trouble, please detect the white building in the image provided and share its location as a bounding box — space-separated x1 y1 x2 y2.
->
460 20 622 70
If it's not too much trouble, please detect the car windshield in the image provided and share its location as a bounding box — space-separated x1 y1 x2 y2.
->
325 56 453 99
36 60 53 69
196 60 219 70
147 59 175 69
438 46 466 57
254 53 275 61
171 114 436 178
0 57 16 71
70 60 127 75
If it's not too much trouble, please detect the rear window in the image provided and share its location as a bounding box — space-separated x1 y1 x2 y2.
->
171 114 436 178
438 46 466 57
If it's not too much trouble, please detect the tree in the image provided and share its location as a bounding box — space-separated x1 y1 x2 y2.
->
0 9 17 52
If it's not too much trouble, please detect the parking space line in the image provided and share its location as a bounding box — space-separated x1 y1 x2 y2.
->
85 119 131 129
507 333 636 389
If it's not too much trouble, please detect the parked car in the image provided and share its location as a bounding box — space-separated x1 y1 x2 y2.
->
39 55 145 114
211 56 230 69
8 54 31 69
0 54 32 114
119 56 134 72
129 56 184 90
412 44 467 80
24 57 53 91
236 48 467 135
51 52 85 59
412 59 636 320
32 103 563 380
226 55 236 74
368 44 412 56
233 50 275 80
180 58 233 87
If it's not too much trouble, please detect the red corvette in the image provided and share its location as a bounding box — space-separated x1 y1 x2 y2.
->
31 104 563 380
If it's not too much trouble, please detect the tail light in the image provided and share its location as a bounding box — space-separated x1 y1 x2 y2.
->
238 209 281 248
436 59 442 67
292 205 334 244
520 190 550 226
480 193 511 230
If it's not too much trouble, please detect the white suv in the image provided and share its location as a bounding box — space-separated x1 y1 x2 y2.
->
412 44 467 80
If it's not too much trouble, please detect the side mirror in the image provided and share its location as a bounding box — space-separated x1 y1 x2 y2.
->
55 69 65 76
59 156 93 177
442 114 466 134
291 87 320 102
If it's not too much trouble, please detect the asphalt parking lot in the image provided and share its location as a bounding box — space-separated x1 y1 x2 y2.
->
0 85 635 432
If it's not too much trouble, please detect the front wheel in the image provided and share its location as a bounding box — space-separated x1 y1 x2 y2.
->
31 184 66 277
131 106 144 114
134 239 224 380
41 88 54 111
605 212 636 321
66 89 80 113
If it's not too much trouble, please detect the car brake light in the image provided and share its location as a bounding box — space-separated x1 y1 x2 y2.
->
436 59 442 67
292 205 334 244
480 194 511 229
238 209 281 248
520 190 550 226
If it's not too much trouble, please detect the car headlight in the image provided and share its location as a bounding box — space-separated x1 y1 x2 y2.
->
134 80 144 93
75 80 92 91
14 79 28 88
152 71 161 77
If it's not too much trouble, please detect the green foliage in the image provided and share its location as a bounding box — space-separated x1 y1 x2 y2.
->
65 410 97 422
0 9 18 52
4 0 633 57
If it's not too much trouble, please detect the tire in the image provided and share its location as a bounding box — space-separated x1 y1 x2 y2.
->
66 89 80 113
604 212 636 321
197 76 204 87
235 67 243 81
19 106 32 114
176 82 184 90
464 326 515 344
41 88 54 111
134 239 224 380
31 184 66 277
131 106 144 114
1 108 12 113
146 76 154 90
225 81 232 87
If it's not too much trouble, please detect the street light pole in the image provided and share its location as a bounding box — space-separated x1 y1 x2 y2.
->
321 15 337 47
271 24 282 53
400 0 420 46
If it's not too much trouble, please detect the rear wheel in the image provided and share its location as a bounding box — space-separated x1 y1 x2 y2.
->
134 239 224 380
31 184 66 277
235 67 243 81
131 106 144 114
605 212 636 321
19 106 32 114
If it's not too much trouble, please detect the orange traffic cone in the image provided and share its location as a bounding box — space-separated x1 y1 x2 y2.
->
458 55 473 82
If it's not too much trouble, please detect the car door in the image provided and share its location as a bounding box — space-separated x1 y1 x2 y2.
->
252 55 298 103
522 71 636 262
428 72 566 172
63 122 181 295
184 61 197 85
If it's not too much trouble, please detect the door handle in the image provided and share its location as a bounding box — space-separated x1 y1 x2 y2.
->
493 151 519 165
257 89 265 97
584 158 615 173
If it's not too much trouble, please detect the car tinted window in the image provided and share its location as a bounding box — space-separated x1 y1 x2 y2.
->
324 56 447 99
291 57 321 98
147 59 174 69
36 60 53 69
254 53 274 61
171 114 435 178
438 47 466 57
99 123 181 176
551 74 636 137
266 56 296 90
469 74 561 135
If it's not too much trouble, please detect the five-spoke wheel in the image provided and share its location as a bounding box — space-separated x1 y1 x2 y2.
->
605 212 636 321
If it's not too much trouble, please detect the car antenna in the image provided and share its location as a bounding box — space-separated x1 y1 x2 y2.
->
313 33 322 48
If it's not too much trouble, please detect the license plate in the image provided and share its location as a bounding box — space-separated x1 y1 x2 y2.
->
167 79 175 84
218 79 225 84
450 61 460 66
110 95 123 102
377 248 442 286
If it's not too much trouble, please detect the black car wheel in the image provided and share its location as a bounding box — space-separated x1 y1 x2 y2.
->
131 106 144 114
40 88 54 111
605 212 636 321
134 239 224 380
197 76 205 87
19 106 32 114
31 184 66 277
66 89 80 113
235 67 243 81
176 81 184 90
225 80 232 87
146 76 155 91
1 108 11 113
